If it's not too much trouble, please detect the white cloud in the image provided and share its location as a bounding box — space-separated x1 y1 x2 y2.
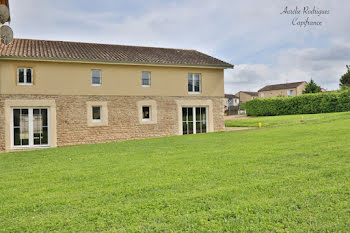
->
225 41 350 94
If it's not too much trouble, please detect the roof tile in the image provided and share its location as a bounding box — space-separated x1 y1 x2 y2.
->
0 39 233 68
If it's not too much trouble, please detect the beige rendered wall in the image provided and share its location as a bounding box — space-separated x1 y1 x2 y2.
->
259 85 306 98
296 82 307 95
0 60 224 97
239 92 256 103
258 88 296 98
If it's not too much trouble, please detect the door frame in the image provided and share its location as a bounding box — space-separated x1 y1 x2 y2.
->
182 106 208 135
176 99 214 135
11 107 51 149
4 99 57 151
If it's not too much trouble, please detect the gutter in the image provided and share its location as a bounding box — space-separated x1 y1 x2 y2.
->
0 56 234 69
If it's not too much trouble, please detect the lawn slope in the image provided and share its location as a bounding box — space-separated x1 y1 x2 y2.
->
1 112 350 232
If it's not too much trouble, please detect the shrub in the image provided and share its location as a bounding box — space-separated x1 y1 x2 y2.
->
303 79 321 93
246 91 350 116
239 102 246 110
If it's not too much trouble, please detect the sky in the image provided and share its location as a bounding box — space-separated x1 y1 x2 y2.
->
7 0 350 94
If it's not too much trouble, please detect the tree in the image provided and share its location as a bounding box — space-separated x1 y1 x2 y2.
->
303 79 321 94
340 65 350 89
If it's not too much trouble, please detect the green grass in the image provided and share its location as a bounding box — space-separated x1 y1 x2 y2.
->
1 112 350 232
225 111 350 128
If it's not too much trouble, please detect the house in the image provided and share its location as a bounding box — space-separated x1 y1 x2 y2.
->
258 81 307 98
0 39 233 151
236 91 258 103
224 94 239 107
224 94 239 115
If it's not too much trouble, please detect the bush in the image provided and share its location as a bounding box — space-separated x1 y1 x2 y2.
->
239 102 246 110
245 91 350 116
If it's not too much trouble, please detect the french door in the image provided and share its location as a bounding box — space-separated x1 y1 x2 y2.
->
182 107 207 135
13 108 49 148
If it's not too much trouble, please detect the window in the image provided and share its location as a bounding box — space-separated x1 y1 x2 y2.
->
261 92 265 98
142 72 151 87
87 102 108 127
137 100 157 124
182 107 207 135
92 106 101 121
17 68 33 85
188 73 201 93
228 98 233 106
287 90 294 96
13 108 49 148
142 106 151 120
92 70 101 86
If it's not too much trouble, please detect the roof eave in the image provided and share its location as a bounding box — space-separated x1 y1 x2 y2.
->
0 56 234 69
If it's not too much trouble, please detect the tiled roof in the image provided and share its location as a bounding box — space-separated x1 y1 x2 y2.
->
225 94 238 98
258 81 306 92
240 91 258 96
0 38 233 68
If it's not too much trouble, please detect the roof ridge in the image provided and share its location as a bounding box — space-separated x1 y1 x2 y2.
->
13 38 196 52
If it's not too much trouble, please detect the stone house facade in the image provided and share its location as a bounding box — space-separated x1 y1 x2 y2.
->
236 91 258 103
258 81 307 98
0 39 233 152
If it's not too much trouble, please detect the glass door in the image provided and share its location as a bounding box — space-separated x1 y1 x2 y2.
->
33 109 49 146
182 107 207 135
13 109 29 146
13 108 49 148
182 107 193 135
195 107 207 134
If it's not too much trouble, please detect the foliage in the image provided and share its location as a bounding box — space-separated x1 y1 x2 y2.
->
303 79 321 94
245 90 350 116
225 111 349 128
1 112 350 232
339 65 350 88
239 102 246 110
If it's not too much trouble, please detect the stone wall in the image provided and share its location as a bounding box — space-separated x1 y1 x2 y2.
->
0 95 225 151
0 97 5 151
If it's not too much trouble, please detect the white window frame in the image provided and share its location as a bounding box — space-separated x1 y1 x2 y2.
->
142 106 151 121
182 106 208 135
17 68 33 86
287 90 294 97
91 70 102 86
11 108 50 149
92 106 102 122
261 92 265 98
142 71 151 87
188 73 201 94
228 98 233 107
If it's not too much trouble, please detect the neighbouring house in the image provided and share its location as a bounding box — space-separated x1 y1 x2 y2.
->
258 81 307 98
225 94 239 107
236 91 258 103
0 39 233 152
224 94 239 115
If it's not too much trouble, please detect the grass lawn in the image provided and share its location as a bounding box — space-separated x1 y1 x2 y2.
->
225 111 350 128
1 112 350 232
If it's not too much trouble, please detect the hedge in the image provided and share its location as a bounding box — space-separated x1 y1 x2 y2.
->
245 90 350 116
